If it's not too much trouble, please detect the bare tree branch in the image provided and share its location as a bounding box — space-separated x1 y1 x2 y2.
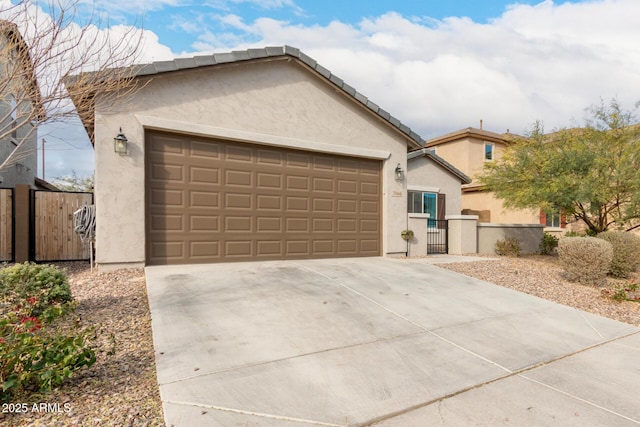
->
0 1 144 175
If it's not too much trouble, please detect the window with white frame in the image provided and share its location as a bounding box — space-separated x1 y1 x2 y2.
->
484 142 494 161
545 207 562 228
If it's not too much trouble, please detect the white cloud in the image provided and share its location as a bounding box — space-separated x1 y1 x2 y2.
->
5 0 640 177
181 0 640 137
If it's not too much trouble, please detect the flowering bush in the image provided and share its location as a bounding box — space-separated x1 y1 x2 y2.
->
0 263 95 402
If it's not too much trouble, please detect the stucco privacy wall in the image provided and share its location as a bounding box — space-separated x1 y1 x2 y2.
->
93 58 414 267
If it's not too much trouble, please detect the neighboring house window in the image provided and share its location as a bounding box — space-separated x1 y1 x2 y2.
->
408 190 446 227
541 206 564 228
484 142 494 161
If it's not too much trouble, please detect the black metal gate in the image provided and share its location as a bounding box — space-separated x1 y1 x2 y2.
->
427 219 448 254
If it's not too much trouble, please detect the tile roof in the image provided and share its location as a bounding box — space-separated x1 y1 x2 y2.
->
425 127 512 147
129 45 425 149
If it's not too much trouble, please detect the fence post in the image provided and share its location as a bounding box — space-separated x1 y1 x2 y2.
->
446 215 479 255
14 184 31 263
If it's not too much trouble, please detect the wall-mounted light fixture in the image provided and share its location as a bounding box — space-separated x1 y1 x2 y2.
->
395 163 404 182
114 128 128 155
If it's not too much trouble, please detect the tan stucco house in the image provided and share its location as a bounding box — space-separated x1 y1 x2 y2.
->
424 126 566 230
69 46 470 269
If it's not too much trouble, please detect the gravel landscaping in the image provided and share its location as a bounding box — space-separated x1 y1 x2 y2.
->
1 255 638 426
1 262 164 427
438 255 640 327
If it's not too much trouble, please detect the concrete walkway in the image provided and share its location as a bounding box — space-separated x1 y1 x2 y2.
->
145 257 640 426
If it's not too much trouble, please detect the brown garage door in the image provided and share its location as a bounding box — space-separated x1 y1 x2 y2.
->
146 131 381 265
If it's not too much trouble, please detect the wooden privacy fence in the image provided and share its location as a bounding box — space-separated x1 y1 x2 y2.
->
0 189 12 261
0 185 93 263
34 191 93 261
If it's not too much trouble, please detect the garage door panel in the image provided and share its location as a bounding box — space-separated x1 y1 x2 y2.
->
257 172 282 189
360 239 380 254
190 141 220 159
152 163 183 182
226 170 252 187
313 240 334 254
189 191 219 208
151 214 183 231
360 200 379 214
256 217 282 232
225 216 252 232
190 241 219 258
360 219 380 233
338 159 358 173
286 218 309 232
286 240 309 256
337 219 357 232
286 197 309 211
286 175 309 190
256 240 283 256
190 215 219 231
313 157 336 171
152 136 183 154
338 240 357 254
361 182 379 195
337 200 357 213
256 149 284 165
312 198 334 212
257 195 282 210
146 131 381 265
225 145 253 162
190 167 219 184
312 177 334 192
338 180 357 194
286 153 311 168
150 241 183 259
151 189 182 206
225 241 253 257
225 193 252 209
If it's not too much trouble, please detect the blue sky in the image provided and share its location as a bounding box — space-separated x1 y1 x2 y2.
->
4 0 640 180
137 0 554 54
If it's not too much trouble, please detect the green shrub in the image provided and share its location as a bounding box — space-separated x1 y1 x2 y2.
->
0 263 72 316
495 237 521 257
0 264 96 402
558 237 613 285
539 232 560 255
596 231 640 278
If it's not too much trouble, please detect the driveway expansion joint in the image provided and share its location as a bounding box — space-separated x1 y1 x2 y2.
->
158 330 430 386
164 400 344 426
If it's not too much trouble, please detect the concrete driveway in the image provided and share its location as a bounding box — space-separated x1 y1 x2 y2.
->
145 257 640 426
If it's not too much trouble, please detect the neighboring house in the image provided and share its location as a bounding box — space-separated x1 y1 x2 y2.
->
67 45 459 269
424 126 565 231
0 20 41 189
407 148 471 223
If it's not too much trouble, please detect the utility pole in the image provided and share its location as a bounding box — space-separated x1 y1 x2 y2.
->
41 138 45 180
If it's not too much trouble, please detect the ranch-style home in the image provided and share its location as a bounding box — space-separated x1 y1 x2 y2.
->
68 46 469 269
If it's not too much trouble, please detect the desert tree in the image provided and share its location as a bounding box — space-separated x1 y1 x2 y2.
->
479 99 640 234
0 0 143 176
